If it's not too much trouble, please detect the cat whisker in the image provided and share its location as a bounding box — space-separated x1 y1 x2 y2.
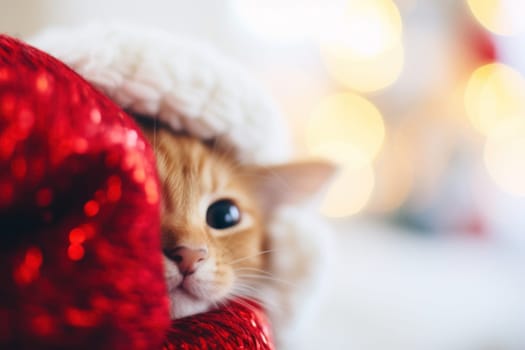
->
227 249 278 265
228 289 263 306
228 288 280 315
229 295 264 315
231 282 262 296
212 297 237 319
236 274 297 288
211 298 227 316
231 282 264 298
214 291 260 319
234 267 274 276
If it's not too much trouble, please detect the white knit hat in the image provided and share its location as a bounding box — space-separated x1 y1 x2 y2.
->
30 22 330 348
30 22 291 165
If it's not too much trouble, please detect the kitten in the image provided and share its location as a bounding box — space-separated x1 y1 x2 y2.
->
139 122 334 319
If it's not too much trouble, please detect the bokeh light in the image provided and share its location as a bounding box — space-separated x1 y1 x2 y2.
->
484 117 525 196
306 92 385 168
231 0 345 42
233 0 404 91
467 0 525 36
320 164 375 217
464 63 525 135
321 40 404 93
319 0 403 92
319 0 402 59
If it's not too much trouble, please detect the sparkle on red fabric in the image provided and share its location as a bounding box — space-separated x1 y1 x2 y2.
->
35 71 51 94
31 314 55 337
90 108 101 124
74 137 89 153
35 187 53 207
25 246 43 269
106 175 122 202
67 243 85 261
65 307 100 327
10 157 27 179
69 228 86 244
133 166 146 183
83 200 100 217
80 223 96 239
0 135 15 160
0 181 14 207
145 177 159 204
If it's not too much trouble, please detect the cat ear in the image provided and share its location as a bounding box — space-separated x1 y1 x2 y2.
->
251 160 337 213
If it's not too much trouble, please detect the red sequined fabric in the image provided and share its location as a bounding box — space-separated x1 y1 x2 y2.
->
165 299 274 350
0 35 274 349
0 34 170 349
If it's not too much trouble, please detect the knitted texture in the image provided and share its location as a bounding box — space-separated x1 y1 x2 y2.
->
164 299 273 350
31 22 291 165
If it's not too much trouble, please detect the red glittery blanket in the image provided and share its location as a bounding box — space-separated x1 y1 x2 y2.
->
0 35 273 349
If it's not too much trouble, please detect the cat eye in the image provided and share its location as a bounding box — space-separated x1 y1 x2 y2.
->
206 199 241 229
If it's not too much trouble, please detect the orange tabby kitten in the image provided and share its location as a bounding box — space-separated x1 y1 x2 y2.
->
139 121 334 319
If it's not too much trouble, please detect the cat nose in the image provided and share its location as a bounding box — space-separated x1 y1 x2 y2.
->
166 246 208 275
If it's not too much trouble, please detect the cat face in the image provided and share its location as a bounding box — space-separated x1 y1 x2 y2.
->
140 124 335 319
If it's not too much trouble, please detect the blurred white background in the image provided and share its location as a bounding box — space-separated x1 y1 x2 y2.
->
1 0 525 349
